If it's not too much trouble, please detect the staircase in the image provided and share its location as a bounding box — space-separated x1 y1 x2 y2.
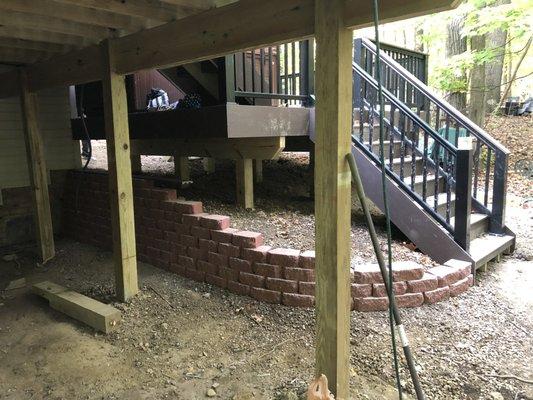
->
350 38 515 271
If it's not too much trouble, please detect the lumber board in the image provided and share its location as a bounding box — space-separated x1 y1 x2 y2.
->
314 0 352 397
19 70 55 262
32 281 121 333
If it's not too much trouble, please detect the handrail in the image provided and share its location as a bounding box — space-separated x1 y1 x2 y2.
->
360 38 510 155
354 63 458 155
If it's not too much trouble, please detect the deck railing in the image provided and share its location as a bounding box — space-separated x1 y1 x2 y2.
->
353 38 510 240
225 40 314 106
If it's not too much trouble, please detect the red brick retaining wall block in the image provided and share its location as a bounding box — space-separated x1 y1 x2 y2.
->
63 171 473 311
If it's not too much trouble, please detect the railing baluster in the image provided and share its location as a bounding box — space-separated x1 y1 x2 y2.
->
399 111 406 182
410 124 417 190
484 148 492 207
260 48 265 93
242 52 247 93
433 142 440 212
445 150 453 224
276 45 281 95
473 140 481 199
251 49 256 104
389 104 395 171
422 129 429 201
292 41 296 105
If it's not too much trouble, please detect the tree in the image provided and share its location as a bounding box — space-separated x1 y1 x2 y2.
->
445 14 468 112
468 34 487 125
484 0 511 111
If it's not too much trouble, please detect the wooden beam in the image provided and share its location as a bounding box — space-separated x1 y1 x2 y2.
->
0 0 148 32
236 158 254 209
0 10 111 41
0 48 54 65
101 40 139 302
54 0 190 22
159 0 214 10
0 0 458 98
314 0 352 397
130 137 286 160
0 38 72 54
33 281 121 333
19 70 55 263
0 26 89 47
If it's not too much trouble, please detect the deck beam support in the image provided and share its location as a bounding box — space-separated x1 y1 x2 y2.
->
236 158 254 209
19 70 55 263
101 40 139 302
314 0 353 397
0 0 459 99
175 155 191 182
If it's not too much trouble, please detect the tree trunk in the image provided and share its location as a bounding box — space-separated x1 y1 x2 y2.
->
468 34 486 126
485 0 511 112
415 26 425 53
446 15 467 113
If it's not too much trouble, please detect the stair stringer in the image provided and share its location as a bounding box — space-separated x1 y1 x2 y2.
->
351 144 475 266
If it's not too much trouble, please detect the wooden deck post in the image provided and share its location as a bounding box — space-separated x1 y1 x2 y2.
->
101 40 139 302
131 154 142 174
236 158 253 209
175 155 190 182
19 70 55 263
314 0 353 398
253 159 263 183
203 157 215 174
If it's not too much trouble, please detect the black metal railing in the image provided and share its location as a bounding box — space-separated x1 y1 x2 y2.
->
354 38 510 235
354 38 428 110
225 40 314 106
353 63 460 235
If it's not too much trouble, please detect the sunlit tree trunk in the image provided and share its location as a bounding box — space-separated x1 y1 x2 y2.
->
446 14 467 113
468 34 486 126
485 0 510 112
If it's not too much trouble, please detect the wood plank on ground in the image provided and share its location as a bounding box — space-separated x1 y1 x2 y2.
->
32 281 121 333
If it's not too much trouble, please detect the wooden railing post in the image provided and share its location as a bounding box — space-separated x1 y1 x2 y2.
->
490 151 508 233
224 55 236 102
314 0 352 397
454 142 473 252
353 38 362 110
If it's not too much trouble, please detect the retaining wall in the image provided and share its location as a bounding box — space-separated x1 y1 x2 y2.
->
62 170 473 310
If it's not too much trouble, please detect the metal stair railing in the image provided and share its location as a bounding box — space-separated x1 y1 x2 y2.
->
353 63 463 238
356 37 509 233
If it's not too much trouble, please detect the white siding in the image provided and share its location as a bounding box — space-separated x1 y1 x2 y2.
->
0 86 81 189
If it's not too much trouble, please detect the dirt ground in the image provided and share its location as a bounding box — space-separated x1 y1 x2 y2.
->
0 115 531 399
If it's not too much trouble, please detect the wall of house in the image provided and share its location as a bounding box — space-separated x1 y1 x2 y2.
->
0 66 81 247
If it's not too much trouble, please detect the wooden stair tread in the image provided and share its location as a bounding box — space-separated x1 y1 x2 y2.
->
469 234 515 266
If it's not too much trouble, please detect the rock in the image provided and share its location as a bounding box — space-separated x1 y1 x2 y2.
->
489 392 504 400
206 388 217 397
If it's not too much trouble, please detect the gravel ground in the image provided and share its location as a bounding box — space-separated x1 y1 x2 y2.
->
2 116 528 399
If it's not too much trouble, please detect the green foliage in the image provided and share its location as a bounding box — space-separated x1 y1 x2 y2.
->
429 0 532 95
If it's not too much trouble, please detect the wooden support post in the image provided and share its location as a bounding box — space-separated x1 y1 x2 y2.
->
101 40 138 302
253 159 263 183
454 144 473 252
131 154 142 174
19 70 55 263
314 0 353 398
236 158 253 209
203 157 215 174
175 155 190 181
